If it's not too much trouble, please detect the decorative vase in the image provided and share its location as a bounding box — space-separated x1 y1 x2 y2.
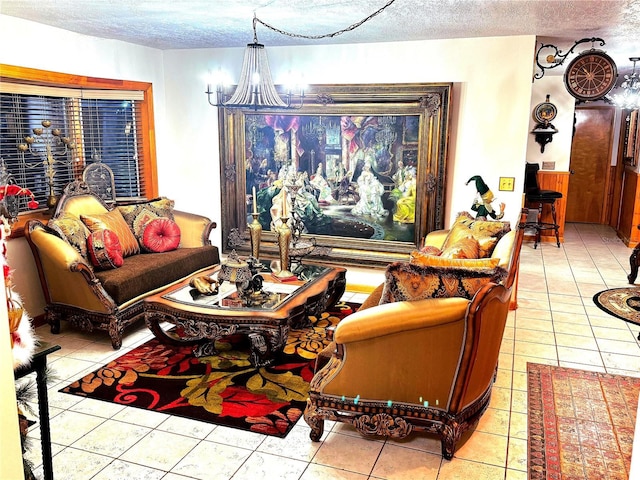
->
248 213 262 260
275 217 294 278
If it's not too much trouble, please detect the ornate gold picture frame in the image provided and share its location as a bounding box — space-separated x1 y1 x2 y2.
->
218 83 451 267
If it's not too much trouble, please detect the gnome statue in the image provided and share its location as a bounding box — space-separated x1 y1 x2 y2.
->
466 176 505 220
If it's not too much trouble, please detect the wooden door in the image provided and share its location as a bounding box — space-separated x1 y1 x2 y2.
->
566 106 615 223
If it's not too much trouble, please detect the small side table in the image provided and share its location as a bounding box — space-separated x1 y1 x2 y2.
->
14 342 61 480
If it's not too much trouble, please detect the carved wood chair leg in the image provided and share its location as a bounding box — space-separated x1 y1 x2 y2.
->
304 403 325 441
628 247 640 284
108 318 123 350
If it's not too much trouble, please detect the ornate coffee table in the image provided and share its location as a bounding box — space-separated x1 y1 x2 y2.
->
143 263 346 366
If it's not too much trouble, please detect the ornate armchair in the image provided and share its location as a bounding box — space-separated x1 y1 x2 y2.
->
304 210 526 459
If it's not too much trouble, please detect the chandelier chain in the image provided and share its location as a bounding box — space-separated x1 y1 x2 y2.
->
253 0 397 40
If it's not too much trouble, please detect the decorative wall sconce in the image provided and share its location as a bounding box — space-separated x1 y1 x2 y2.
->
18 120 75 210
17 120 75 211
533 37 606 80
531 95 558 154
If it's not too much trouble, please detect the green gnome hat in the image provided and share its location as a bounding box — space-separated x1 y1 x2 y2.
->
466 175 489 195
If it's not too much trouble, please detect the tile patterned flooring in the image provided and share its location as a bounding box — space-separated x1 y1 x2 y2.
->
22 223 640 479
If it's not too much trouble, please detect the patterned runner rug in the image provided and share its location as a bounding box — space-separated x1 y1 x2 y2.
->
60 301 357 438
528 363 640 479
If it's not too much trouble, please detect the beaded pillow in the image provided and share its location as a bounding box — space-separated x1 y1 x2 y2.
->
379 261 507 305
118 197 175 247
47 213 91 261
87 229 123 270
81 209 140 257
141 218 181 253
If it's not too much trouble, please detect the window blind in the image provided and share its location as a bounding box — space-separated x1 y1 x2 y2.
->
0 82 146 213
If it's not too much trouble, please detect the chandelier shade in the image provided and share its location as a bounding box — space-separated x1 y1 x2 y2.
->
223 42 289 108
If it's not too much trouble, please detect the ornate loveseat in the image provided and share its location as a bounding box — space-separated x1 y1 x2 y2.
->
304 210 526 459
25 181 220 349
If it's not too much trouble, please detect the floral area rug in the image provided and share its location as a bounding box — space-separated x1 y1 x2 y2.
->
528 363 640 479
60 302 357 438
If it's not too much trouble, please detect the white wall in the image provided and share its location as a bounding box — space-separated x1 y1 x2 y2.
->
527 75 577 171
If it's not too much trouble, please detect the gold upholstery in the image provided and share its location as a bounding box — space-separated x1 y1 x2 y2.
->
304 210 526 460
25 180 219 349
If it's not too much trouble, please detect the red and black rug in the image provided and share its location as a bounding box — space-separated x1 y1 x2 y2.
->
528 363 640 479
60 302 357 438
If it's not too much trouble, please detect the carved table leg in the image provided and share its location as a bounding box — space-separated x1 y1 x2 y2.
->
247 332 272 367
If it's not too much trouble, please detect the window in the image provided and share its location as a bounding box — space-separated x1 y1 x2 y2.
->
0 65 157 229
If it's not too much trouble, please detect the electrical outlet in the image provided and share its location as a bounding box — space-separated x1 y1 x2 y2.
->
499 177 515 191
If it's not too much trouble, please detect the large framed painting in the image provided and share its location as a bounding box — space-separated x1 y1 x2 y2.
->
219 83 451 267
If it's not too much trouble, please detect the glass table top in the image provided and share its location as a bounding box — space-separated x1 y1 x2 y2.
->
163 263 331 311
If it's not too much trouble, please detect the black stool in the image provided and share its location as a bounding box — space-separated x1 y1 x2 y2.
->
524 163 562 249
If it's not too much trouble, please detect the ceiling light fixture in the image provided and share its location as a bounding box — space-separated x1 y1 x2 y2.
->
206 0 397 110
606 57 640 110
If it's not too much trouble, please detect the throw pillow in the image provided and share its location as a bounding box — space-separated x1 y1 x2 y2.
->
81 209 140 257
440 236 480 259
141 218 181 253
419 245 442 256
379 261 507 304
410 250 500 269
87 229 124 270
47 213 91 261
118 197 175 246
442 212 511 258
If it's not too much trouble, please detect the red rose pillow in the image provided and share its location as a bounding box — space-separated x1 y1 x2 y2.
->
87 229 124 270
142 218 181 253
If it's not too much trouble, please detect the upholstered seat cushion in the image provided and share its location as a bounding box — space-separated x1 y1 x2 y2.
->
94 245 219 305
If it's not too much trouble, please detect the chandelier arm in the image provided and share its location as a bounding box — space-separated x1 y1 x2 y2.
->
254 0 397 40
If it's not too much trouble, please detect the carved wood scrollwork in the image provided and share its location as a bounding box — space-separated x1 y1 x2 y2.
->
224 163 236 181
419 93 441 116
353 413 414 438
425 172 437 193
315 93 335 105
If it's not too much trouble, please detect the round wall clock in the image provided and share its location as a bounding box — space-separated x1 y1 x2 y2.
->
563 50 618 102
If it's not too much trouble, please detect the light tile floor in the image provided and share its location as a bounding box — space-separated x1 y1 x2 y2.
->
21 223 640 479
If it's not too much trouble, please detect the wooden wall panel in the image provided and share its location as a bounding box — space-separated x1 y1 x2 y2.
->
533 170 570 244
617 169 640 246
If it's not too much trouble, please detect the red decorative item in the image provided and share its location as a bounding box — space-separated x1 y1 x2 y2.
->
0 184 39 209
87 229 124 270
142 218 181 253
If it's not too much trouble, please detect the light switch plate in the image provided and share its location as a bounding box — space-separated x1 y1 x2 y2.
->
499 177 515 191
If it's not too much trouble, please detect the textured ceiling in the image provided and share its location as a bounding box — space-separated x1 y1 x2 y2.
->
2 0 639 73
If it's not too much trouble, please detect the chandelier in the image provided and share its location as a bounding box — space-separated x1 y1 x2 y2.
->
206 0 397 110
606 57 640 109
